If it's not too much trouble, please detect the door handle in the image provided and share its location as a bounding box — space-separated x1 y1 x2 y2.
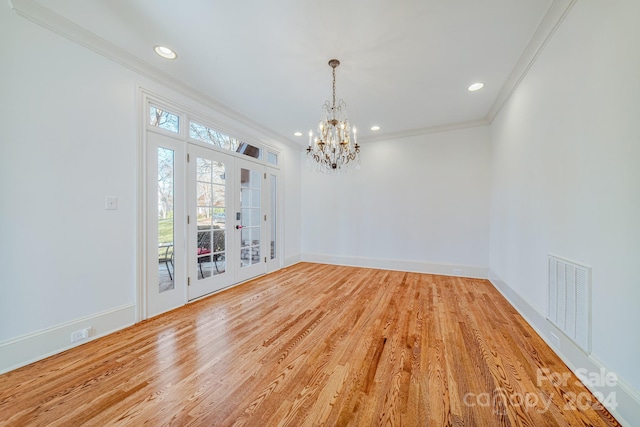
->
236 225 243 229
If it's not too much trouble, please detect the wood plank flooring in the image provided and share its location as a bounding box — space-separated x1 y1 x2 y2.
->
0 263 620 426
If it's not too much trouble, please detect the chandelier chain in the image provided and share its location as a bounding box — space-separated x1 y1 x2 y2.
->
332 65 336 111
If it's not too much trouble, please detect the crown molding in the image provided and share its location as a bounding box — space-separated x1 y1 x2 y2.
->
9 0 300 150
485 0 577 122
352 0 576 144
359 119 491 144
10 0 575 148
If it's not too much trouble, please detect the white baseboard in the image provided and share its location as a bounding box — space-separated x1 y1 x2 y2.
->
283 253 302 268
0 304 136 375
489 270 639 427
302 252 488 279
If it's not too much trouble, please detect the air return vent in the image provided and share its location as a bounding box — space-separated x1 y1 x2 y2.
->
547 255 591 353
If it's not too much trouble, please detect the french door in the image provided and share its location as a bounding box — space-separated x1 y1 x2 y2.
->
187 144 267 300
145 127 277 316
143 97 282 319
234 157 267 283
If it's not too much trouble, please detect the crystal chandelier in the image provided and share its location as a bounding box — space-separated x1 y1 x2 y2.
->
306 59 360 173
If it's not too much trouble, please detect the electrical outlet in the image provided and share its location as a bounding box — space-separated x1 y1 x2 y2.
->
71 327 91 343
453 268 463 275
549 332 560 348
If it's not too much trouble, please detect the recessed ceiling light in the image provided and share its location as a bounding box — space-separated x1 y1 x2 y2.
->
154 45 177 60
371 125 381 131
468 82 484 91
294 132 303 137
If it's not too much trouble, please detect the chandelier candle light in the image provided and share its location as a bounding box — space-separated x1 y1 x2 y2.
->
306 59 360 173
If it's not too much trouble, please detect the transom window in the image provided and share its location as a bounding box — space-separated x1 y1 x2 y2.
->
147 103 273 163
267 152 278 165
190 120 262 160
150 105 179 133
190 122 240 150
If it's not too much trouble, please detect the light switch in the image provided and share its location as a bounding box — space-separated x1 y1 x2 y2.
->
106 196 118 210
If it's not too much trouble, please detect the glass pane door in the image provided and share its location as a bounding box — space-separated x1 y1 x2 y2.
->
196 157 227 278
187 144 235 300
234 158 266 283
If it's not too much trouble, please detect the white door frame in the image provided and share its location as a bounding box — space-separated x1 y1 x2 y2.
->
138 91 282 320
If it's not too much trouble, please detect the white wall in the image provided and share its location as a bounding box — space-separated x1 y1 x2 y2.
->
489 0 640 423
302 126 491 277
0 4 302 371
281 146 303 267
0 5 138 342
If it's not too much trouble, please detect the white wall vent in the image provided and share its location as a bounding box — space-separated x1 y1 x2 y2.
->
547 254 591 353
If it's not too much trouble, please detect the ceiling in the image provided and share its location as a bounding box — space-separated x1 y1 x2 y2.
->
19 0 569 145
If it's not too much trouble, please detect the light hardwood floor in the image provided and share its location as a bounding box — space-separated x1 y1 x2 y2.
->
0 263 620 426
